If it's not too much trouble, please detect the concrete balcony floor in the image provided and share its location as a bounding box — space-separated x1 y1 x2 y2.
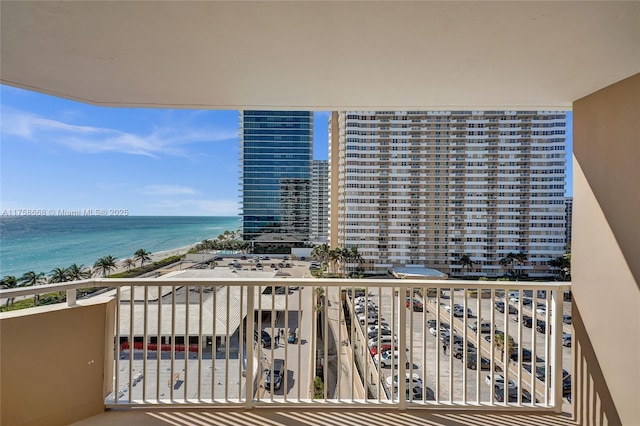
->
74 407 576 426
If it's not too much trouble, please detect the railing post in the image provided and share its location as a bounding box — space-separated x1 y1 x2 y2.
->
398 285 407 410
245 283 255 409
551 287 564 412
66 288 76 306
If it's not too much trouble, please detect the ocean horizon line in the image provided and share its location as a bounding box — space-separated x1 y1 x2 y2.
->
0 216 241 277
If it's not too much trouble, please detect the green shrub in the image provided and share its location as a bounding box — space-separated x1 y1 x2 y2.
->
313 376 324 399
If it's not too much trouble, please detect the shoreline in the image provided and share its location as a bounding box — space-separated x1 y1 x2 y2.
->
110 243 200 275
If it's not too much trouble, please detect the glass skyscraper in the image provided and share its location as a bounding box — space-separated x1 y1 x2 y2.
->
240 110 313 241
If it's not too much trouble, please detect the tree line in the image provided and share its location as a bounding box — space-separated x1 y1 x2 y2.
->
188 230 251 254
1 248 153 308
310 243 364 277
456 251 571 280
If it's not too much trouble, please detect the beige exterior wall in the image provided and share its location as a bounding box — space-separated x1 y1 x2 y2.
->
0 298 116 426
572 73 640 426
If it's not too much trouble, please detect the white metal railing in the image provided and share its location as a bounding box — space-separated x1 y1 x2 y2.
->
0 278 570 411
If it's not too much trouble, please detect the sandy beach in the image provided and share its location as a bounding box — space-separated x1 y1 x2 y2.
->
110 244 197 275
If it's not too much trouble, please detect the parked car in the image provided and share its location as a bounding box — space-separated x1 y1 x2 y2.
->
367 328 392 340
401 385 435 401
359 313 382 325
467 355 492 370
520 315 533 328
429 322 449 336
535 365 570 383
385 372 422 389
355 304 376 315
406 297 424 312
254 330 271 348
485 373 516 390
470 321 494 333
563 314 572 324
370 344 405 356
367 324 391 334
368 335 398 348
374 350 407 368
495 301 518 314
264 360 284 391
452 344 477 360
536 303 547 315
494 386 533 403
509 347 533 362
444 304 471 317
536 320 550 333
483 329 504 344
562 333 572 347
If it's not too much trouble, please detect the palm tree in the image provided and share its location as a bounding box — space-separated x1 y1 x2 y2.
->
311 243 331 274
329 248 341 275
514 251 528 277
548 253 571 280
1 275 19 308
133 249 152 267
67 263 92 281
459 254 476 276
48 267 70 284
93 255 117 277
122 258 136 272
348 246 364 275
499 252 517 277
19 271 46 305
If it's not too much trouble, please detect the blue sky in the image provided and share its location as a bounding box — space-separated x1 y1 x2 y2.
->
0 85 329 216
0 85 571 216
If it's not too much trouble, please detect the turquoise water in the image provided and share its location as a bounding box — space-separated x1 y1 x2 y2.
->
0 216 240 278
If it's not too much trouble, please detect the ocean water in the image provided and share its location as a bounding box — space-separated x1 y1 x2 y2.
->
0 216 240 278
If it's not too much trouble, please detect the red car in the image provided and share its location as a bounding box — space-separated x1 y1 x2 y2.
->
370 344 406 356
406 297 424 312
370 344 393 356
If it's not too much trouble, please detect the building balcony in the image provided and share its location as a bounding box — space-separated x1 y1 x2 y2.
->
1 277 575 426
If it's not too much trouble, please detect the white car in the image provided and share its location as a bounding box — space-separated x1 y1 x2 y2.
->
367 324 391 334
359 312 381 325
374 350 407 368
485 374 516 390
354 304 376 315
368 335 398 348
385 372 423 389
444 304 471 317
562 333 572 347
536 304 547 315
470 321 494 333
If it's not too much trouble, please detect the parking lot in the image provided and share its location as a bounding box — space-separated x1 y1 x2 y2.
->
351 286 572 405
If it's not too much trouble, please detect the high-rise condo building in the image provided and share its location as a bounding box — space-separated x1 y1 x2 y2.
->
310 160 329 243
330 110 567 278
240 111 313 241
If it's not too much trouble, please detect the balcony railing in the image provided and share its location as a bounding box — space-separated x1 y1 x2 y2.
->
1 278 570 412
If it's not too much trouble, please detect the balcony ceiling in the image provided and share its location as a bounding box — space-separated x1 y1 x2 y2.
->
1 1 638 110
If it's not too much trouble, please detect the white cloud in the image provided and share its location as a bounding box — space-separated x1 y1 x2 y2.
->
0 106 238 157
141 198 239 216
137 185 199 196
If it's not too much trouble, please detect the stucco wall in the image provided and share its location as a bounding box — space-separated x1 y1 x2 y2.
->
572 73 639 426
0 299 116 426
